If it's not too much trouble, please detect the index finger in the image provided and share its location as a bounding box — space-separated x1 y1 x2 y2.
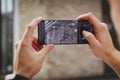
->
22 17 42 42
76 13 101 32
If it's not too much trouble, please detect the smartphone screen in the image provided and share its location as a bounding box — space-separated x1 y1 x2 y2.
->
38 20 92 45
38 20 78 44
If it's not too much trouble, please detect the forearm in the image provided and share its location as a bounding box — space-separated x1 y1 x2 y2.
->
109 0 120 43
110 3 120 75
103 49 120 77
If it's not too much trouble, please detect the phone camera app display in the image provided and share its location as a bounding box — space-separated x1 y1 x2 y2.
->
45 20 78 44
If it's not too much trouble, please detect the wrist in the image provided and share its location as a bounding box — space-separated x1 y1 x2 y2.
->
102 48 120 77
102 47 120 69
102 48 118 61
14 70 33 79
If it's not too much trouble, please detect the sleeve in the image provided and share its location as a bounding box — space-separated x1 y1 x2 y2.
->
5 74 30 80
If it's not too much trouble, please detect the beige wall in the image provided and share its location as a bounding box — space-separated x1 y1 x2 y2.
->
19 0 103 79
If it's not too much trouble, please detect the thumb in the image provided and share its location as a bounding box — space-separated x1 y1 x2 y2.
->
38 44 54 62
82 30 99 47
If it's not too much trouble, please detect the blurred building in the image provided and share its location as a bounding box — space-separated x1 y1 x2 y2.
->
0 0 119 80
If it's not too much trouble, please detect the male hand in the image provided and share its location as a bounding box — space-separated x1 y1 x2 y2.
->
76 13 116 59
14 17 54 79
76 13 120 77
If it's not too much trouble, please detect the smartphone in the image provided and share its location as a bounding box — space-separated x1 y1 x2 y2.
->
38 20 93 45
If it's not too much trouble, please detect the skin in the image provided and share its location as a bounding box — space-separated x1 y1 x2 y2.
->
14 13 120 79
14 17 54 79
76 13 120 77
109 0 120 43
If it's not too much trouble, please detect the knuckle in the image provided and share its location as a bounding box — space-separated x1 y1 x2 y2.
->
101 23 108 29
15 41 20 48
101 23 107 27
35 18 39 23
88 12 93 17
27 24 33 30
20 40 27 47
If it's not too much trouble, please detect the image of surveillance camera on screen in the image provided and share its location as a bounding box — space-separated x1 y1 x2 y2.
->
44 20 78 44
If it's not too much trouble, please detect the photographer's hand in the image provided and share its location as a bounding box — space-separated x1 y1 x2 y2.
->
13 17 54 79
77 13 120 77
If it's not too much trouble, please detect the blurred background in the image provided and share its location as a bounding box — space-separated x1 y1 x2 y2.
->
0 0 120 80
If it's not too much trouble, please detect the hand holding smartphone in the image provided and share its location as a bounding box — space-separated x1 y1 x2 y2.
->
38 20 93 45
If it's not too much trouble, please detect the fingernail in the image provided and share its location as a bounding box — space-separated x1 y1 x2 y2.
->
82 30 88 35
37 16 42 20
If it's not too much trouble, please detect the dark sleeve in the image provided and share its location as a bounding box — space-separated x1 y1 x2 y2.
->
13 74 30 80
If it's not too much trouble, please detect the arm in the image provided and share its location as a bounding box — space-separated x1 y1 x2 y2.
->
77 13 120 77
5 17 54 80
109 0 120 43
